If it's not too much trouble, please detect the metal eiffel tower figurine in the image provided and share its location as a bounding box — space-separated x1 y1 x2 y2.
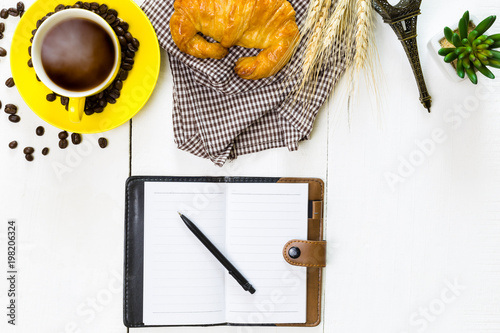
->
373 0 432 112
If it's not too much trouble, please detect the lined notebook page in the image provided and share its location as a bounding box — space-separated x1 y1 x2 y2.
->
143 182 227 325
224 183 308 324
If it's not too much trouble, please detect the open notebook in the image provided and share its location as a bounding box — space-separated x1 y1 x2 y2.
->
142 181 308 325
124 176 326 328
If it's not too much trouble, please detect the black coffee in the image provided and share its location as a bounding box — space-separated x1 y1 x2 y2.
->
41 18 115 92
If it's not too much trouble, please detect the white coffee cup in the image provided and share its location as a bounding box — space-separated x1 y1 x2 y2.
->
32 8 121 123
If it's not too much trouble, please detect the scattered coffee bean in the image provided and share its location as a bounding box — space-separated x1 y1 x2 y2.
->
61 96 69 106
94 107 104 113
17 2 24 14
83 2 91 10
55 4 65 12
36 126 45 136
8 115 20 123
36 75 41 82
106 96 116 104
28 46 31 56
105 14 116 24
28 58 33 67
59 139 68 149
0 9 8 19
8 141 17 149
0 22 4 33
4 107 16 115
90 2 99 10
0 33 4 40
98 137 108 148
118 36 126 47
25 154 34 162
23 147 34 154
0 47 6 57
8 8 19 17
132 38 140 49
5 77 15 88
0 100 2 109
46 93 57 102
71 133 82 145
58 131 68 140
5 104 17 113
125 50 135 58
42 147 49 156
127 43 138 53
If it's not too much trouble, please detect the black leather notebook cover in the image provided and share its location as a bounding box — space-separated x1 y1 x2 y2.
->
124 176 324 328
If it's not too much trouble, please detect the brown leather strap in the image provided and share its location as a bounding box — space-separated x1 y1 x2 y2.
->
283 239 326 268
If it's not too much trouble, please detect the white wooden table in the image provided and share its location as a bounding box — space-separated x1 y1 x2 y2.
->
1 0 500 332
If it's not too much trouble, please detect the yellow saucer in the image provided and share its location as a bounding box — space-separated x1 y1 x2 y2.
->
11 0 160 134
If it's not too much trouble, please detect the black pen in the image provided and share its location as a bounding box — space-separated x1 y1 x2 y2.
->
178 212 256 294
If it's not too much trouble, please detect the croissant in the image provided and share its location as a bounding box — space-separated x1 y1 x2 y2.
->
170 0 300 80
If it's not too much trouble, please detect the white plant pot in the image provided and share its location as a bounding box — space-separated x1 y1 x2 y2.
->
428 15 479 83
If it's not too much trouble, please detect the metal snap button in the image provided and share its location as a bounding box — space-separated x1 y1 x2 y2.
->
288 246 301 259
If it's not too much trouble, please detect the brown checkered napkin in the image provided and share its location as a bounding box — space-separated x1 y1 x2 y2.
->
141 0 346 166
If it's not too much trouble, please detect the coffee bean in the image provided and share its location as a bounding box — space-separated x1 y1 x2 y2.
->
124 32 133 43
109 90 120 99
0 22 5 33
111 20 120 28
120 21 129 31
23 147 34 154
28 46 31 56
125 50 135 58
114 26 124 36
58 131 68 140
36 126 45 136
17 2 24 13
71 133 82 145
5 104 17 113
0 33 4 40
118 36 127 47
0 47 7 57
1 9 9 19
105 14 116 25
90 2 99 10
119 69 128 81
98 137 108 148
61 96 69 106
73 3 82 8
114 80 123 90
5 77 15 88
55 4 65 12
27 58 33 67
25 154 34 162
30 36 33 43
122 63 133 71
107 9 118 17
8 141 17 149
0 100 2 109
42 147 49 155
94 107 104 113
4 107 16 115
8 8 19 17
132 38 140 49
8 115 20 123
84 109 94 116
46 93 57 102
127 43 138 53
36 19 42 28
36 75 41 82
99 4 108 14
59 139 68 149
98 99 107 107
106 96 116 104
32 29 37 36
124 57 134 65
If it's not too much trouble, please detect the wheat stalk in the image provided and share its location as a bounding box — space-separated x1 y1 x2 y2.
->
302 0 332 77
303 0 326 34
353 0 372 70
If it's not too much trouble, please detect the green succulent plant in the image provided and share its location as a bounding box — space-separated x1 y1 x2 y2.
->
439 11 500 84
